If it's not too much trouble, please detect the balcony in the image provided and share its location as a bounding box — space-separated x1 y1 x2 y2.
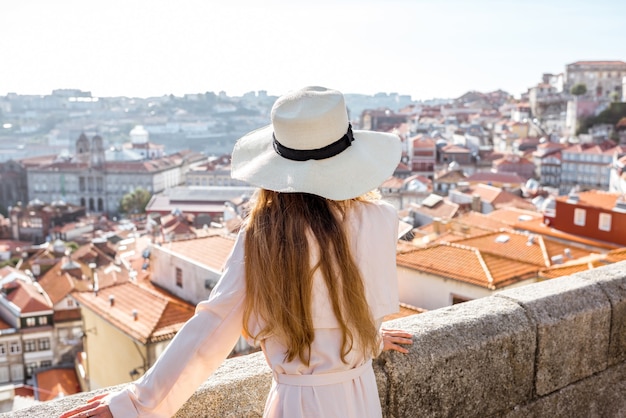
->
6 261 626 417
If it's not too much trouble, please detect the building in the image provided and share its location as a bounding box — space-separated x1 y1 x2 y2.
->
532 142 568 189
544 190 626 247
145 186 255 228
560 141 626 194
71 281 195 390
150 235 236 305
465 171 527 192
9 200 86 244
448 183 535 214
492 154 536 180
406 194 460 228
609 153 626 193
564 61 626 100
396 226 599 311
407 135 436 177
359 109 408 132
0 269 55 385
0 161 28 211
380 174 432 211
147 233 251 355
26 133 205 215
185 154 249 188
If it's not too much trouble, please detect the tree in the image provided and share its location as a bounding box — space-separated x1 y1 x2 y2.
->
570 83 587 96
120 188 152 215
610 91 621 103
578 102 626 134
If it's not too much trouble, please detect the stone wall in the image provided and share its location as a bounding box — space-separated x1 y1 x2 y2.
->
4 262 626 417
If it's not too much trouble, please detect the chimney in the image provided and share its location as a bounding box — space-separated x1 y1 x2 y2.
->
132 309 139 321
432 217 442 235
471 194 482 212
109 295 115 307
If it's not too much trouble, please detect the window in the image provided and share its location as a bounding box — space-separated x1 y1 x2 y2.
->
24 340 36 352
599 213 612 232
9 342 20 354
175 268 183 288
452 294 471 305
0 343 6 356
0 366 9 383
38 338 50 351
10 364 23 381
38 316 48 326
25 362 38 378
574 208 586 226
39 360 52 369
25 317 36 327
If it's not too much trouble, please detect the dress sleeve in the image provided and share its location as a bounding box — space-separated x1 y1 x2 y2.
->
105 231 247 418
363 201 400 322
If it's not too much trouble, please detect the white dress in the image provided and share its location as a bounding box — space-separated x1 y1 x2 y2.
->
106 200 399 418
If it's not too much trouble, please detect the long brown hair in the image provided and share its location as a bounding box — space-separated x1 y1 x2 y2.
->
242 189 379 365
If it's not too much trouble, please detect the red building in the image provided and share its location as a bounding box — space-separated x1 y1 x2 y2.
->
544 190 626 247
408 135 436 174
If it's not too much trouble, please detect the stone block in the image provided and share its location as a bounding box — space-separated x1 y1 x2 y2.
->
503 359 626 418
174 352 271 417
378 296 534 418
496 274 611 396
572 262 626 366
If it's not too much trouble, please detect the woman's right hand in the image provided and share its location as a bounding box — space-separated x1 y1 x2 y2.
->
58 393 114 418
381 328 413 353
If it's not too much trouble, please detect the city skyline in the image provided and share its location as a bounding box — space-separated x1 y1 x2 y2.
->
1 0 624 101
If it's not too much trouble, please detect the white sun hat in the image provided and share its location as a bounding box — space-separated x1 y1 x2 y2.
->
231 86 402 200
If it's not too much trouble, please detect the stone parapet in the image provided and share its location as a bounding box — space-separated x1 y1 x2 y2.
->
4 262 626 417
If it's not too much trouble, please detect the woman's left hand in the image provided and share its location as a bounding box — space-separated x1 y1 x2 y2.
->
381 328 413 353
58 393 113 418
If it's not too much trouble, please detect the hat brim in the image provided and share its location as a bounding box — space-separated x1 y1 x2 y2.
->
231 125 402 200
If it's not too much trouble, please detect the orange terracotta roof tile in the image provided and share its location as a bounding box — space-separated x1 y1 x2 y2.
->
34 368 81 401
94 263 131 289
412 228 493 247
441 144 471 153
53 308 82 322
396 243 538 289
467 172 527 184
410 135 437 147
556 190 622 212
606 247 626 263
410 198 460 220
466 184 505 203
487 207 542 227
383 302 426 321
435 170 468 183
163 235 236 271
4 279 52 313
0 316 13 330
456 230 597 268
38 269 75 305
454 211 509 230
73 282 194 344
538 258 608 279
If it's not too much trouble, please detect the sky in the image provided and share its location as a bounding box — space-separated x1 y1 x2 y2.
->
1 0 624 101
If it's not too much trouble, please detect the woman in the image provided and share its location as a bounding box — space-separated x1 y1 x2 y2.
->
61 86 412 418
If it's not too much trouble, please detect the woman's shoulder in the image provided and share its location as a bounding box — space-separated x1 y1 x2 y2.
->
354 199 397 218
348 200 399 231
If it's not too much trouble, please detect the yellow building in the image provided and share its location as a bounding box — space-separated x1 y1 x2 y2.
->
73 282 195 390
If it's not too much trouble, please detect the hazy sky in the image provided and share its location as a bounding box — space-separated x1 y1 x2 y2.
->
1 0 624 101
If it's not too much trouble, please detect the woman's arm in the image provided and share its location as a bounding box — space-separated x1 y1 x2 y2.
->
60 232 247 418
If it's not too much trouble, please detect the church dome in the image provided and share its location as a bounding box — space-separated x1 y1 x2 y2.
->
130 125 149 144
